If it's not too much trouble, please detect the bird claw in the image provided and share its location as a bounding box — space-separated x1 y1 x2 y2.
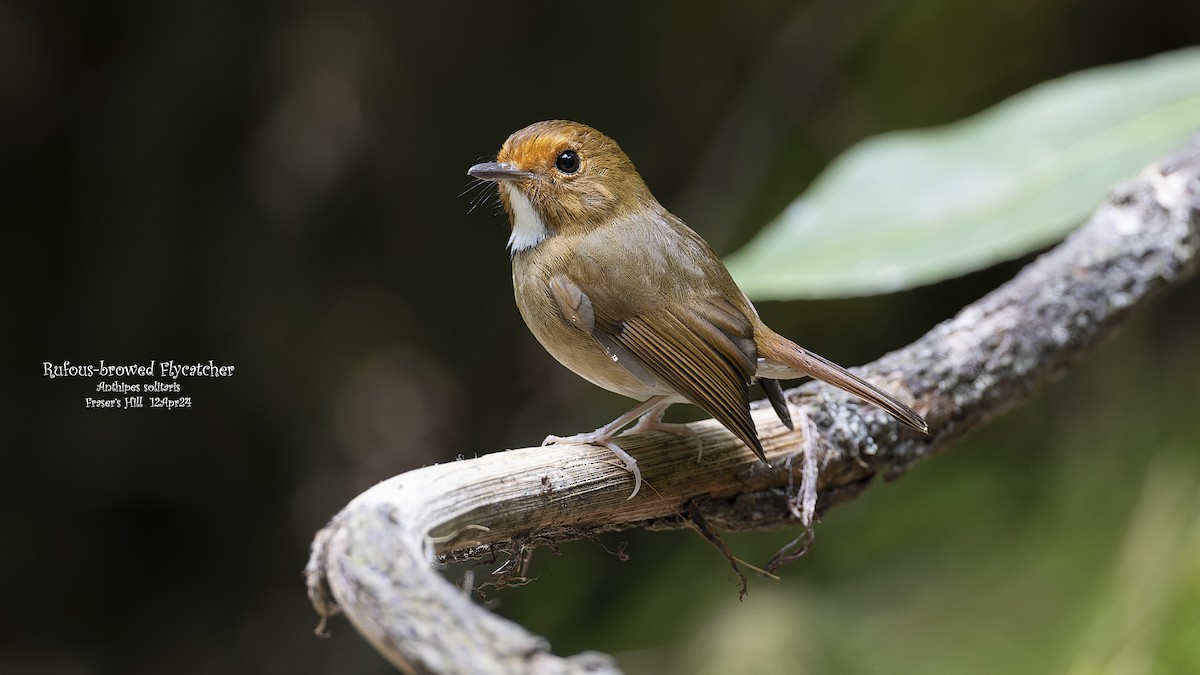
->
542 431 600 446
603 442 642 499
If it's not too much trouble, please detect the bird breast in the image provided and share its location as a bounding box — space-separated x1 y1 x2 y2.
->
510 225 678 402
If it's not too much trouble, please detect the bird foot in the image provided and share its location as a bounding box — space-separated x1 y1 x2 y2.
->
620 419 693 439
619 417 705 462
543 433 643 499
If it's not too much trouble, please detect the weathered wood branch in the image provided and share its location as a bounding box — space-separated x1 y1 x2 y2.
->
306 137 1200 675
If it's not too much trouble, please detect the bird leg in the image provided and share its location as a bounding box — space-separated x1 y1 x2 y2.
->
618 399 705 461
620 400 692 438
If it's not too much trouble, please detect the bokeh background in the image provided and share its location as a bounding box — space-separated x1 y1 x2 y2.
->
6 1 1200 673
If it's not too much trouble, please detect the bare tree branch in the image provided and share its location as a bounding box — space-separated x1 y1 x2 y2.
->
305 138 1200 675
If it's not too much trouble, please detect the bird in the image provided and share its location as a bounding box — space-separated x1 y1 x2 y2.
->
468 120 927 498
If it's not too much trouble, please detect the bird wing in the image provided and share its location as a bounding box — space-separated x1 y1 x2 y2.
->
548 272 768 462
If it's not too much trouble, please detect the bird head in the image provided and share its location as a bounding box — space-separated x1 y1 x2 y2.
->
468 120 655 252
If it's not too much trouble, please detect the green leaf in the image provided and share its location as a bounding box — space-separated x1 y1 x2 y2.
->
725 47 1200 299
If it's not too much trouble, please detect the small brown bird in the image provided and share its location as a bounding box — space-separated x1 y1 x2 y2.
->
469 120 927 498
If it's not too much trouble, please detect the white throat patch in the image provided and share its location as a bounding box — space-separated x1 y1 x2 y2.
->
504 184 549 253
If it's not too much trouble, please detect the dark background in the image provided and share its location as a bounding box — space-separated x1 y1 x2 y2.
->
5 1 1200 673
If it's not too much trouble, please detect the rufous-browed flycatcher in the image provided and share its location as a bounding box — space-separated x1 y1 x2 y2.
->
469 120 927 498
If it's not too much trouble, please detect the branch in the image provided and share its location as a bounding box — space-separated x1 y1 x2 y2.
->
305 137 1200 674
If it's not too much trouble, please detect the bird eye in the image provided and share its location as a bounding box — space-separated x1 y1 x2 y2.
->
555 150 580 174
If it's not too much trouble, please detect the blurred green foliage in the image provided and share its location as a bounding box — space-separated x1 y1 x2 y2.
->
727 48 1200 298
5 1 1199 674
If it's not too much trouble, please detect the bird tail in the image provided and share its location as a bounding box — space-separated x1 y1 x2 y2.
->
756 330 928 434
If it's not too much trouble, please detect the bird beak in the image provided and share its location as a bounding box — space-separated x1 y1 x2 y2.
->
467 161 535 182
